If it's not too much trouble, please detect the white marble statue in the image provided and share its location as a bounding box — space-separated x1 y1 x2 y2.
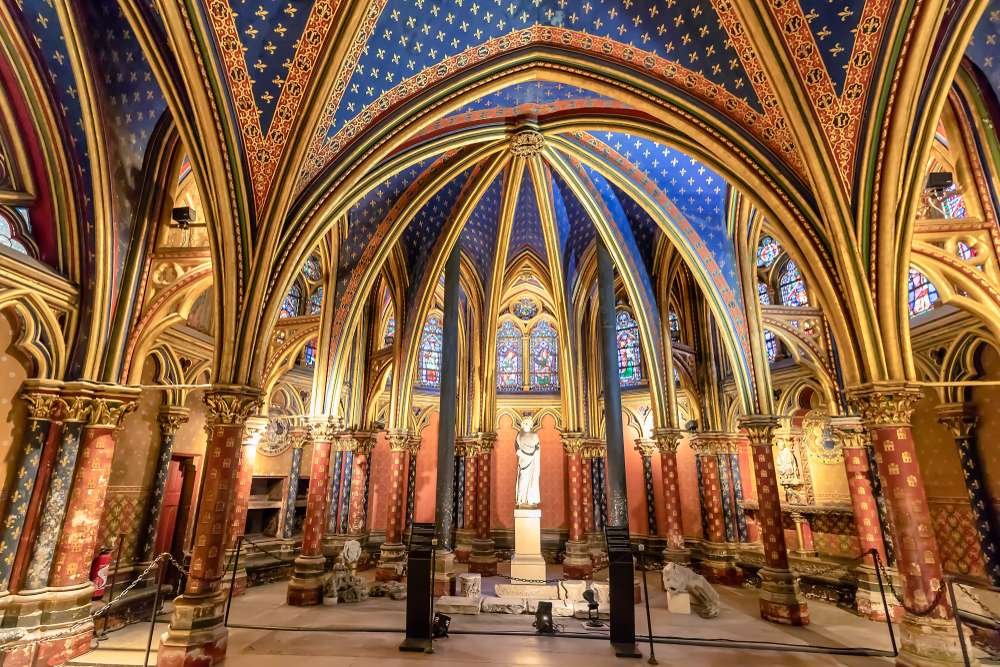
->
514 416 541 507
775 440 801 486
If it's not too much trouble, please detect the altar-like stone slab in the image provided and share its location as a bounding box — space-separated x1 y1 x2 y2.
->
436 595 481 614
480 596 526 614
557 580 587 602
510 508 547 583
494 583 557 599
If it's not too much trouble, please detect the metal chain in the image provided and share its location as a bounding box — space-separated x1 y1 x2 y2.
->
871 551 946 617
241 538 297 564
164 552 189 577
955 582 1000 622
92 554 169 619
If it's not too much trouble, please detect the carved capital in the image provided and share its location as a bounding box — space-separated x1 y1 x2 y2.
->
56 395 92 423
561 430 586 456
847 383 921 427
509 129 544 156
289 425 311 449
474 431 496 455
351 431 377 456
936 403 977 440
308 416 340 444
21 391 59 421
738 415 780 449
87 387 140 428
653 427 683 454
581 437 606 459
405 433 423 454
157 407 190 436
688 431 729 455
829 416 868 451
242 415 270 446
386 429 412 453
634 438 658 458
203 386 262 427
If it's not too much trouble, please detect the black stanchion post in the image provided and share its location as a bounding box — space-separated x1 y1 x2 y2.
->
143 558 166 667
225 535 243 627
871 549 898 657
638 544 656 664
945 576 971 666
400 522 435 653
98 533 126 639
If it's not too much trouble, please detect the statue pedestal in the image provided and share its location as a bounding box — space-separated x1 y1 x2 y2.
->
510 508 546 583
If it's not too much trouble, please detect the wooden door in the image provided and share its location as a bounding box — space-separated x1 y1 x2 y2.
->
153 459 184 557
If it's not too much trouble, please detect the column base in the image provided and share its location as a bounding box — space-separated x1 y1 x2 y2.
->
321 534 349 559
587 531 608 569
454 528 475 563
157 591 228 667
662 547 692 565
220 565 248 598
699 544 743 585
286 555 327 606
897 613 965 667
853 564 903 622
376 543 407 581
433 550 456 597
468 538 498 577
758 567 809 626
563 540 594 579
0 617 94 667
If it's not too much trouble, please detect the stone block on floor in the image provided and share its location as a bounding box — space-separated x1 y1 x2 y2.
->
436 595 481 614
666 591 691 614
557 580 587 602
480 596 526 614
456 573 482 599
494 583 557 599
524 599 574 617
589 581 610 605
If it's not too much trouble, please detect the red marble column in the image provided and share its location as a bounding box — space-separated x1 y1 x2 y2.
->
222 416 266 596
286 418 338 606
851 384 961 665
159 385 261 667
580 445 595 539
455 438 478 563
562 432 592 579
740 416 809 626
377 430 410 581
346 432 375 540
469 433 497 576
655 428 688 559
690 433 739 584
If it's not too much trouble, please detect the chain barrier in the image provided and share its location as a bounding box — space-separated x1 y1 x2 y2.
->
870 551 946 618
241 538 298 564
495 563 610 586
955 582 1000 623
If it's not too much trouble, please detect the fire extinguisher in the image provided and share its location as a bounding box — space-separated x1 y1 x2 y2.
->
90 548 112 600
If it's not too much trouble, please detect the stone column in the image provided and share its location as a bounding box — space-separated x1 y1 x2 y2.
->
377 430 410 581
469 432 498 576
635 438 659 538
832 416 898 621
223 415 267 596
454 437 478 563
157 385 262 667
789 512 816 557
142 407 190 561
346 431 376 543
287 418 338 606
740 415 809 626
654 428 689 561
690 432 740 583
850 384 961 665
937 403 1000 586
728 437 750 543
0 385 60 592
280 426 309 543
562 432 593 579
583 439 607 561
404 434 421 537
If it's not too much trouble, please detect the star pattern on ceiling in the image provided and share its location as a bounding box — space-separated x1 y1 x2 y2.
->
460 171 504 284
966 4 999 104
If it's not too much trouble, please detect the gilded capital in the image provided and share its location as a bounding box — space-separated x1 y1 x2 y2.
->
688 431 730 455
21 391 59 421
386 429 412 452
829 415 868 451
738 415 780 448
847 383 921 427
509 129 544 157
653 427 683 454
406 433 423 454
203 386 262 427
561 430 585 455
474 431 497 455
352 431 378 456
242 415 270 446
88 388 140 428
157 407 190 436
289 425 311 449
936 403 977 440
581 437 607 459
308 416 340 444
634 438 658 458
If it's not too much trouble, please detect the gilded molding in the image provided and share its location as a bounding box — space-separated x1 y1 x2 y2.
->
738 416 779 449
829 416 868 451
386 429 412 453
935 403 977 440
561 430 585 456
202 387 263 427
653 427 683 454
21 391 59 421
509 129 544 157
157 408 190 437
847 383 921 427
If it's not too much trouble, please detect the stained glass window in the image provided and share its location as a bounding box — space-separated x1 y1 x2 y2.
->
0 212 29 255
302 255 321 281
956 241 976 261
908 268 939 317
668 311 681 342
303 341 316 367
757 281 771 305
529 321 559 391
417 315 443 388
384 316 396 347
308 287 323 315
778 260 809 306
672 367 680 386
756 236 779 268
513 297 539 321
280 282 302 318
496 320 523 391
941 186 967 219
764 330 777 362
616 310 643 387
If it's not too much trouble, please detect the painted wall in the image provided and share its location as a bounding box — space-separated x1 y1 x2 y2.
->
676 436 704 539
367 430 390 531
0 309 29 510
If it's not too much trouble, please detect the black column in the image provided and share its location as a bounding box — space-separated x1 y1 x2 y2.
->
596 238 638 657
435 247 461 550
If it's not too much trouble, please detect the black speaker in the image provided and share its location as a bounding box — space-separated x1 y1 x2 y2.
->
605 526 640 658
171 206 197 229
399 522 435 652
926 172 954 191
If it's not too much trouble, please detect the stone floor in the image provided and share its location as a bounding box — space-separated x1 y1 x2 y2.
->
71 565 902 666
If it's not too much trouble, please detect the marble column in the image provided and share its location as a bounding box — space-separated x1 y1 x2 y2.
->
287 418 338 606
469 432 498 576
346 431 376 543
404 434 421 537
583 439 607 560
223 415 267 596
654 428 689 561
157 385 262 667
850 384 962 665
740 416 809 626
635 438 659 538
690 432 740 584
562 432 593 579
937 403 1000 586
143 407 190 560
832 416 899 621
377 430 411 581
280 426 309 543
454 437 478 563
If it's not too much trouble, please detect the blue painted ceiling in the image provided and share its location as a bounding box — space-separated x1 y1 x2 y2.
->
966 3 999 103
798 0 869 94
506 168 547 265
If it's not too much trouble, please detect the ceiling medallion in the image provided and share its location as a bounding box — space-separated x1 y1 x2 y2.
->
509 130 545 157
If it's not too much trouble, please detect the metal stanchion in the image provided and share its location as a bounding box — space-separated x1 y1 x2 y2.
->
637 544 656 664
225 535 243 627
871 549 898 657
428 538 438 654
143 557 166 667
946 577 971 666
97 533 126 639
